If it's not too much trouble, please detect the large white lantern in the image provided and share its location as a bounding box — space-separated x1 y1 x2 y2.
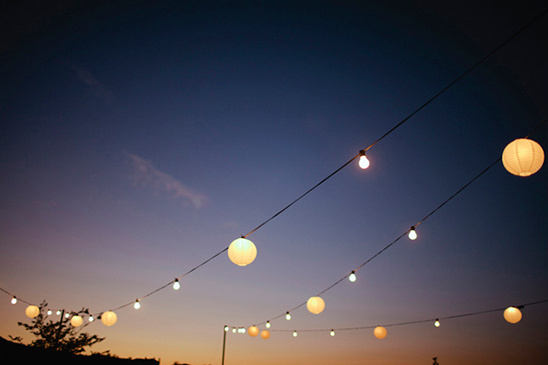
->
71 315 83 327
503 306 522 324
101 311 117 326
25 305 40 318
502 138 544 176
228 238 257 266
306 296 325 314
260 330 270 339
248 325 259 337
374 326 387 339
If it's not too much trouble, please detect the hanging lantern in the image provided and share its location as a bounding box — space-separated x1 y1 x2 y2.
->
228 237 257 266
248 325 259 337
260 330 270 339
71 315 83 327
503 306 522 324
25 305 40 318
502 138 544 176
374 326 387 339
306 296 326 314
101 311 117 326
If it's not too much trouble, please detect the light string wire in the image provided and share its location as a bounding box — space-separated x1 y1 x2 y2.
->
245 116 547 328
1 8 547 319
253 299 548 334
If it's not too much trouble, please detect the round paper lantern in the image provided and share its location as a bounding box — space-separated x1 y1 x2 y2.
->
248 325 259 337
260 330 270 339
101 311 117 326
25 305 40 318
503 306 522 324
228 238 257 266
71 315 83 327
374 326 387 339
306 296 325 314
502 138 544 176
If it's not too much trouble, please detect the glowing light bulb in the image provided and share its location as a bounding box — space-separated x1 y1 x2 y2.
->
349 271 357 282
286 312 291 320
89 315 94 322
330 329 335 336
224 325 229 332
408 226 417 240
293 330 298 337
64 312 70 319
11 297 17 305
232 328 237 333
56 310 61 315
173 279 180 290
47 310 53 316
434 319 440 327
266 321 271 328
134 300 141 310
358 150 370 169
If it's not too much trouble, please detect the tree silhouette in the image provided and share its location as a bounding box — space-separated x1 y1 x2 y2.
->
10 300 104 354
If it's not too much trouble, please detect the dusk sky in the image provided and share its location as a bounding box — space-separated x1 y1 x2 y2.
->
1 1 547 364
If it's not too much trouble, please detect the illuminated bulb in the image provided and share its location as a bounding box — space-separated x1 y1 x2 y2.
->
101 311 117 326
89 315 94 322
47 310 52 316
266 321 271 328
349 271 357 282
358 150 370 169
232 328 237 333
286 312 291 320
64 312 70 319
173 279 180 290
71 315 83 327
434 319 440 327
330 329 335 337
408 226 417 240
293 331 298 337
224 325 229 332
134 300 141 310
11 297 17 305
56 310 61 315
373 326 387 339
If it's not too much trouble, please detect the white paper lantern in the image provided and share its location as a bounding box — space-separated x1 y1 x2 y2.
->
71 315 83 327
306 296 325 314
101 311 117 326
502 138 544 176
374 326 387 339
503 306 522 324
228 238 257 266
25 305 40 318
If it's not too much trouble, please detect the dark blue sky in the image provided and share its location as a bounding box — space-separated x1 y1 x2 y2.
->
1 2 547 364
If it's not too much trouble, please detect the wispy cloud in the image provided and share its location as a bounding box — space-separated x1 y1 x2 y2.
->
125 152 209 209
72 64 115 104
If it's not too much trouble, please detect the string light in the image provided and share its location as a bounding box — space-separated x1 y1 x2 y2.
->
64 312 70 319
358 150 370 169
71 315 83 327
56 310 62 315
330 329 335 336
408 226 417 240
47 310 53 315
286 312 291 320
503 306 523 324
374 326 387 339
224 325 229 332
348 271 357 283
248 325 259 337
293 330 298 337
173 279 180 290
260 330 270 339
134 300 141 310
89 315 94 322
266 320 271 328
11 296 17 304
434 319 440 327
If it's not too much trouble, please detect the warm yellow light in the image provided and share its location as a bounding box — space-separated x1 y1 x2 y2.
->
504 306 522 324
248 325 259 337
408 226 417 240
134 300 141 310
25 305 40 318
260 330 270 339
293 330 298 337
374 326 387 339
286 312 291 320
224 325 229 332
358 151 370 169
266 321 271 328
71 315 83 327
502 138 544 176
173 279 180 290
11 297 17 305
101 311 117 326
434 319 440 327
330 329 335 336
228 237 257 266
306 296 326 314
